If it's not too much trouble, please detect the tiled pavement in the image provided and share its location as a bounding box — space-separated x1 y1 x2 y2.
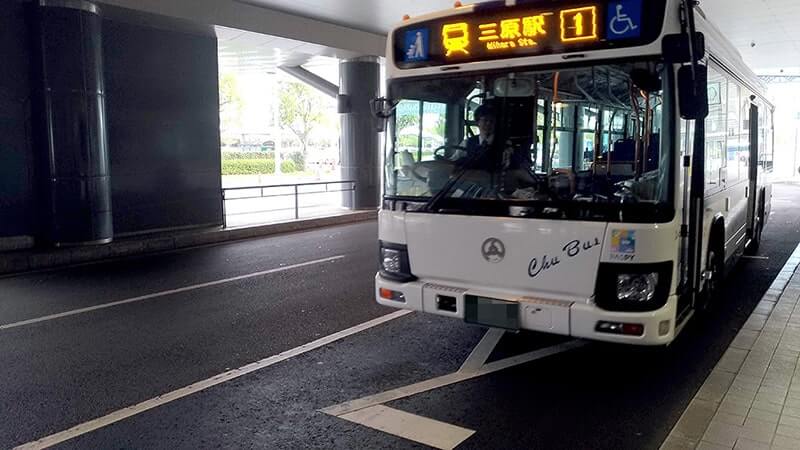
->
662 245 800 450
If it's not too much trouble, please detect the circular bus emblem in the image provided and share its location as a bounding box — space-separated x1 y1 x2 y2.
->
481 238 505 263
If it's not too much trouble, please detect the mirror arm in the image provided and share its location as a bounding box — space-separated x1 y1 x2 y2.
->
370 97 399 120
681 0 700 88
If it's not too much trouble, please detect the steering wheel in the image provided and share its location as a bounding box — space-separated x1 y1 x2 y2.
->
432 144 467 161
406 144 466 183
406 146 464 185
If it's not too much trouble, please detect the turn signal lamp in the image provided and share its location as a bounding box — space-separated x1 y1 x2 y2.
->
454 1 463 7
596 321 644 336
402 14 411 21
379 288 405 302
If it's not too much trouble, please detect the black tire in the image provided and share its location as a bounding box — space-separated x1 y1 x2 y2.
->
746 191 766 255
746 215 762 255
698 245 724 313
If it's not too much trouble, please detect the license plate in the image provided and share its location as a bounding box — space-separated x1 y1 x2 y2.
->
464 295 519 330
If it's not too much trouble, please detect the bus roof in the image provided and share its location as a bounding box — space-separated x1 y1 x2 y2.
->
385 0 769 104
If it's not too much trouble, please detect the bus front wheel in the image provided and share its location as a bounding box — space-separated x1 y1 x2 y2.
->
699 246 724 312
746 216 762 255
746 196 764 255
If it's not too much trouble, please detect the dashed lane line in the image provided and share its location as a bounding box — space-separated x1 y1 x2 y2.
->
0 255 345 331
13 309 413 450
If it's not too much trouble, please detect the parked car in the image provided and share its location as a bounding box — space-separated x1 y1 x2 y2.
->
261 140 275 151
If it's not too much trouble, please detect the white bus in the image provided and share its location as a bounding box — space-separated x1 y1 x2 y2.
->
373 0 774 345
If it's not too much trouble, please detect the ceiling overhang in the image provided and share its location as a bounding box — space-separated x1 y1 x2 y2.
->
97 0 386 58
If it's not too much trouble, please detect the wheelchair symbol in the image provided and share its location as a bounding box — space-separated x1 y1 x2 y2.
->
609 3 639 35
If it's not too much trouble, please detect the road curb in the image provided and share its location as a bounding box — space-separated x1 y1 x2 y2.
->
0 211 377 276
660 243 800 449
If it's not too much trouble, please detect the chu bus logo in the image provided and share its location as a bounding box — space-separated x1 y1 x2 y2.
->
481 238 505 263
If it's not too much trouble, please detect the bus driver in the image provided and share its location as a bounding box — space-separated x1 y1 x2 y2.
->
452 104 527 172
447 103 538 197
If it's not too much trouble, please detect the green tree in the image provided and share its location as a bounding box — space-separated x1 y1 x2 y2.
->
395 114 420 150
219 73 243 136
433 115 446 139
278 81 326 155
219 73 242 112
395 114 419 133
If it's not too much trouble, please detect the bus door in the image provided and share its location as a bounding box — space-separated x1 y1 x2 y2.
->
746 103 759 240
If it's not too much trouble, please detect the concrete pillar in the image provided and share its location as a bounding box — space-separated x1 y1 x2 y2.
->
30 0 113 246
339 57 380 209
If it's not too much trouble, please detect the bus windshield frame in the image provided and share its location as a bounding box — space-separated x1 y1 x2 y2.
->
383 59 676 223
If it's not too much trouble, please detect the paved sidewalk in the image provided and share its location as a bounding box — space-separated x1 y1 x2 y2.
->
662 244 800 449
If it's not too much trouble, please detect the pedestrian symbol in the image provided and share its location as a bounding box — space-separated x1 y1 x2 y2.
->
404 28 430 62
606 0 642 40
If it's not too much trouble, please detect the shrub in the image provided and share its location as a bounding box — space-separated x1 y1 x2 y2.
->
286 151 306 171
222 159 275 175
280 160 297 173
222 151 274 160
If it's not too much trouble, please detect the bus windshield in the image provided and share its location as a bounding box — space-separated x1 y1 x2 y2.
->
385 61 673 221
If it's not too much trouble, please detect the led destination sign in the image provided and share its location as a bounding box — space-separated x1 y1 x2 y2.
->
395 0 666 68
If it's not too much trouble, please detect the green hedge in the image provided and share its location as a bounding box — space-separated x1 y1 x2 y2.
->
222 159 275 175
286 151 305 171
221 159 306 175
222 152 274 160
280 160 297 173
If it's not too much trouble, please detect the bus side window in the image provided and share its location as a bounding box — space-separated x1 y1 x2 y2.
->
725 80 741 185
577 106 599 171
552 103 575 170
704 66 727 192
421 102 447 161
738 89 751 183
536 99 547 171
765 107 774 172
394 100 448 162
396 100 422 161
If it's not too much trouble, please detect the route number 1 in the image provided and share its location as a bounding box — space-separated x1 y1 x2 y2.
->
573 12 584 36
560 6 598 43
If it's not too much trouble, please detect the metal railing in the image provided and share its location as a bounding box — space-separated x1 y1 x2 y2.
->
221 180 356 228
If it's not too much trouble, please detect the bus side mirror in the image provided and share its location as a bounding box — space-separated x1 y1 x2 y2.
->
678 65 709 120
369 97 399 132
370 97 398 120
663 33 705 63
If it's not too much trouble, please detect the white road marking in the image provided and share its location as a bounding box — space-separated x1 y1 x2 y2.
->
741 255 769 260
321 339 587 417
13 309 413 450
0 255 345 331
340 405 475 450
458 328 505 373
478 338 587 372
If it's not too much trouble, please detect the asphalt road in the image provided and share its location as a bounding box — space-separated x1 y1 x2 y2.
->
1 183 799 450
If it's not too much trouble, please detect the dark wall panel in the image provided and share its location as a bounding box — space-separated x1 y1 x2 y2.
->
103 15 222 234
0 1 34 238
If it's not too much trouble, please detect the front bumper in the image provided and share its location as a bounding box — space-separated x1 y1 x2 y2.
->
375 274 677 346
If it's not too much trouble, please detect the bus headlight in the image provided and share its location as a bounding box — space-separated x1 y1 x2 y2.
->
382 248 402 273
595 262 672 312
379 242 416 282
616 273 659 303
